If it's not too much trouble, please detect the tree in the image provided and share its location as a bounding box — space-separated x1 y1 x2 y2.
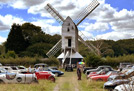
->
84 53 102 67
21 22 43 45
5 23 27 54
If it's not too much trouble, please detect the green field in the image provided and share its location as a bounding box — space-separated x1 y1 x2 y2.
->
0 69 106 91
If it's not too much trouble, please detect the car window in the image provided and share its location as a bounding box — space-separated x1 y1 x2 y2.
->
18 67 25 69
11 67 18 70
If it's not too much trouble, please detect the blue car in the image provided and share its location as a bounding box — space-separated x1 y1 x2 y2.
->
45 68 64 77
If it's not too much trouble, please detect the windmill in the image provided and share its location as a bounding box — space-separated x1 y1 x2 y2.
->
45 0 100 67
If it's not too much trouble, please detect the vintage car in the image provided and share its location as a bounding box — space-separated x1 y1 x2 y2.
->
2 66 21 73
83 67 95 74
86 66 114 75
90 71 119 81
44 68 64 77
114 81 134 91
35 71 55 82
0 68 37 84
104 79 130 91
108 68 134 81
87 69 108 79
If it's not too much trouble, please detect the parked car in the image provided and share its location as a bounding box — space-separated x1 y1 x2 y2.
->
118 62 132 71
114 81 134 91
34 63 49 68
90 71 119 81
35 71 55 82
86 66 114 75
108 68 134 81
0 67 37 84
104 79 130 91
2 66 21 73
49 67 58 70
17 66 27 72
83 67 95 74
87 69 109 79
65 64 73 72
44 68 64 77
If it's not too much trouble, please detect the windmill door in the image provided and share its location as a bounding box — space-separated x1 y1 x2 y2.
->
68 39 71 47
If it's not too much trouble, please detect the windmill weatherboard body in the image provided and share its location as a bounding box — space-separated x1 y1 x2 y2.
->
45 0 100 67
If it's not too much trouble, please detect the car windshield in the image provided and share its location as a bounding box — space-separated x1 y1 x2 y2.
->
0 68 7 73
96 70 103 74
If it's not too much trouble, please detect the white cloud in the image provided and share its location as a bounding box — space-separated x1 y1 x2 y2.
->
79 22 109 32
0 0 134 41
0 14 25 31
96 31 134 41
0 36 6 44
31 19 61 35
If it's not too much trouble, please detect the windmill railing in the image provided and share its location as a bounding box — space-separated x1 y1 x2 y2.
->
78 31 100 55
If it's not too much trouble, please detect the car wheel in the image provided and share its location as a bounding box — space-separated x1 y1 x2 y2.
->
55 73 59 77
0 80 4 84
48 76 55 82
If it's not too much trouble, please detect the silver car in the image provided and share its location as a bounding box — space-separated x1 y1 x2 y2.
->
0 68 38 84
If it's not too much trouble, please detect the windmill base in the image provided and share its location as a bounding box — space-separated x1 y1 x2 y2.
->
58 58 83 67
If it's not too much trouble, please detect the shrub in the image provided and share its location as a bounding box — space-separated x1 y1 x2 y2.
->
84 53 102 67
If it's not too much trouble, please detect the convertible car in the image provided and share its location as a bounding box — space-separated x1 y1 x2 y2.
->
104 79 130 91
35 71 55 82
90 71 119 81
87 69 108 79
114 81 134 91
0 68 37 84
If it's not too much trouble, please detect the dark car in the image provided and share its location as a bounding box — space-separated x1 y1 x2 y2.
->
104 79 130 91
65 64 73 72
45 68 64 77
86 66 114 75
34 63 48 68
83 67 95 74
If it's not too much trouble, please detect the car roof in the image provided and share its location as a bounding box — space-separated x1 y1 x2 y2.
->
34 63 48 65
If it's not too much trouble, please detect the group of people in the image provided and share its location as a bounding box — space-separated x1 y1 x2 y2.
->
28 65 44 72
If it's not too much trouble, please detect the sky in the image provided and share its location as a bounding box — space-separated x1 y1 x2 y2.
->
0 0 134 44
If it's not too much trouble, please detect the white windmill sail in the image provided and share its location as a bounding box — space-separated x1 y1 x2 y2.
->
45 4 64 25
74 0 100 26
46 39 62 57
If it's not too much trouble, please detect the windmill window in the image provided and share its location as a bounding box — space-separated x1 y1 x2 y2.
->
72 26 74 30
67 28 70 32
68 23 70 26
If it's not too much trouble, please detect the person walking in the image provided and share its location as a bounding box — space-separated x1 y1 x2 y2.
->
77 65 81 80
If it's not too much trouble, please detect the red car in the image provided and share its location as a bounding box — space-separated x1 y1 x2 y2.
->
90 71 118 81
87 70 107 79
35 71 55 82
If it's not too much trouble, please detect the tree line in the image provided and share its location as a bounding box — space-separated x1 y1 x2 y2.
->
0 22 134 58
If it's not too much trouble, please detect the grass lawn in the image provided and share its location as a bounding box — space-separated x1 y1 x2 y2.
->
0 69 106 91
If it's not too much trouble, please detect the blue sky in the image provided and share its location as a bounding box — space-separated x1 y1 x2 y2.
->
0 0 134 44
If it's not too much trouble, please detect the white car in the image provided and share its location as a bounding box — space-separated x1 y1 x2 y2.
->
0 68 37 84
2 66 21 73
114 81 134 91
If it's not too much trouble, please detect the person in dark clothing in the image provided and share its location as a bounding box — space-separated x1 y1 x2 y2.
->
77 65 81 80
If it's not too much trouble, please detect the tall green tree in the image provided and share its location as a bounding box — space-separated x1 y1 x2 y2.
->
21 22 43 45
5 23 27 54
